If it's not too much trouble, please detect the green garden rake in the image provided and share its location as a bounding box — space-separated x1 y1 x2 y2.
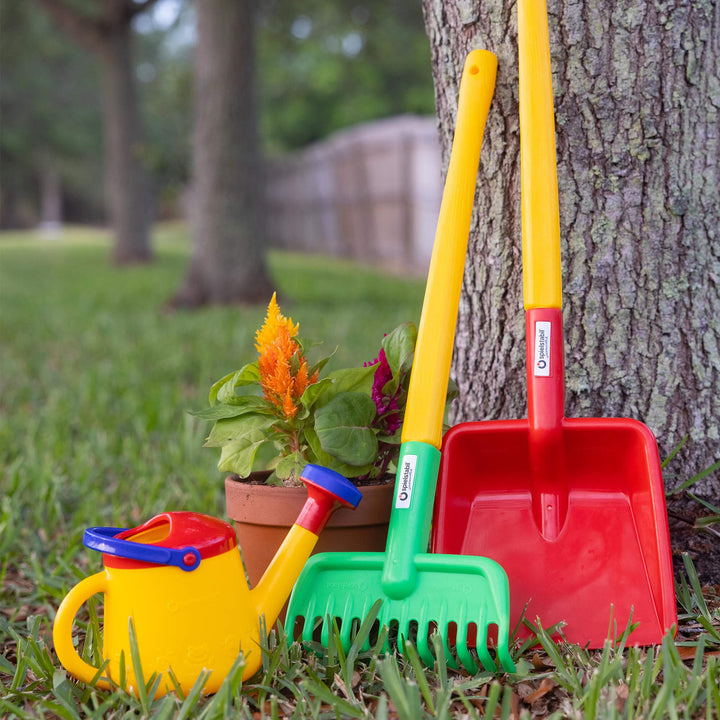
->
286 50 514 673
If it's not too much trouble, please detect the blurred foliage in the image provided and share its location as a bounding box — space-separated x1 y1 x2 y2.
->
258 0 435 152
0 0 433 226
0 0 104 226
132 2 194 217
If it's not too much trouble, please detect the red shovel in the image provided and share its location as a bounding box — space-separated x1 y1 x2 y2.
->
431 0 676 646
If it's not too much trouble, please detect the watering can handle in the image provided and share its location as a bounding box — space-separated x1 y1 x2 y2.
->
53 571 111 689
84 527 202 571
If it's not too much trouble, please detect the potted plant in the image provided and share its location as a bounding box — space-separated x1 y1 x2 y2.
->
195 294 425 587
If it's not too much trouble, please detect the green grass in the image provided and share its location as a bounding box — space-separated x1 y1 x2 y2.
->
1 225 719 718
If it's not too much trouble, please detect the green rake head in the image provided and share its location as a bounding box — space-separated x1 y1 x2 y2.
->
286 551 515 673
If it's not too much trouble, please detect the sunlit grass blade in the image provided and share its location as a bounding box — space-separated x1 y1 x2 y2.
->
661 434 688 470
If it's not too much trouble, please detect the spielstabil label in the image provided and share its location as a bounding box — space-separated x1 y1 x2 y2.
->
395 454 417 508
534 321 551 376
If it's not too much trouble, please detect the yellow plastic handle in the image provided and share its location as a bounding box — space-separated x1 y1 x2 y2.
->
519 0 562 309
401 49 497 448
53 572 110 689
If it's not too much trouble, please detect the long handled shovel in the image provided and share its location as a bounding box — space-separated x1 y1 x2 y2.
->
286 50 514 673
431 0 676 646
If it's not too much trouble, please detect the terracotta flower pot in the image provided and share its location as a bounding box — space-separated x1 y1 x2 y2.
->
225 474 393 593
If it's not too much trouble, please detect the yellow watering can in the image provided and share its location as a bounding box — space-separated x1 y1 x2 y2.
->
53 465 361 697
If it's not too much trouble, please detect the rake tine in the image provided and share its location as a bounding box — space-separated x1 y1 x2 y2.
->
475 621 496 673
455 620 478 674
339 615 355 649
440 624 459 671
320 614 332 648
302 614 318 644
415 622 435 667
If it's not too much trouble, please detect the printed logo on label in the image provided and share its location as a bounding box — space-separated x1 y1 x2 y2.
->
534 321 551 377
395 455 417 508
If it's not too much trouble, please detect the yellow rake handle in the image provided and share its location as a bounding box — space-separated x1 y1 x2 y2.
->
401 49 497 448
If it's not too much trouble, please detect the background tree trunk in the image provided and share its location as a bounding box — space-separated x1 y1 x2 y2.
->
33 0 155 263
100 22 153 263
421 0 719 496
171 0 273 307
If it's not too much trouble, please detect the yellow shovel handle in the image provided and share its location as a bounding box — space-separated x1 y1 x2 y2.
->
401 49 497 448
519 0 562 310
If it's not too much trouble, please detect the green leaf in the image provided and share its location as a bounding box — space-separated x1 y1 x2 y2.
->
308 348 336 377
210 363 261 404
381 322 417 376
298 377 336 411
189 405 245 421
217 432 273 477
305 426 374 478
275 452 308 484
190 396 274 421
204 413 277 447
325 366 376 395
314 392 378 466
208 370 237 404
296 337 336 371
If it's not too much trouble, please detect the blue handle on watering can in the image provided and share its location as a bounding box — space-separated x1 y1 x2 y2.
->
84 526 202 571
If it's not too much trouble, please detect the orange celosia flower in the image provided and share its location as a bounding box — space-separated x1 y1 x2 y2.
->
256 294 318 420
255 293 299 352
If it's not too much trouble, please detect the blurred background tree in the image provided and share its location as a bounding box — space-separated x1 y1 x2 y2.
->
0 1 104 229
170 0 274 306
170 0 434 306
29 0 159 263
0 1 433 226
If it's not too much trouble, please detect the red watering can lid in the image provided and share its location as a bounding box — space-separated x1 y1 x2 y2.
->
84 512 237 571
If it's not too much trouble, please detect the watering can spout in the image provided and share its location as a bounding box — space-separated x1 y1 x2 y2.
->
250 465 362 627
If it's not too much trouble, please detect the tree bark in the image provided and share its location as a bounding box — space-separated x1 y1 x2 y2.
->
421 0 719 494
170 0 273 307
39 160 62 235
99 20 153 263
34 0 155 263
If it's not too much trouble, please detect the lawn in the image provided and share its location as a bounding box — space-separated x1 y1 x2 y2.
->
1 225 719 718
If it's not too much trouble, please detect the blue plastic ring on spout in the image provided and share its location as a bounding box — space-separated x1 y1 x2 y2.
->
83 526 201 572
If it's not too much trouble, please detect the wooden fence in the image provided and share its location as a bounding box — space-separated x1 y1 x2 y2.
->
265 115 442 275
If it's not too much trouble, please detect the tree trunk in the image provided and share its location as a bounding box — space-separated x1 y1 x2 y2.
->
33 0 155 264
39 160 62 236
421 0 719 495
171 0 273 307
100 25 153 263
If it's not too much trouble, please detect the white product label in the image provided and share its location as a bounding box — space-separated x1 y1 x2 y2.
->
534 321 551 376
395 455 417 508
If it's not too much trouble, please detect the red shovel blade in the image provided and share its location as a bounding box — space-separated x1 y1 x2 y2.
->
431 417 677 646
